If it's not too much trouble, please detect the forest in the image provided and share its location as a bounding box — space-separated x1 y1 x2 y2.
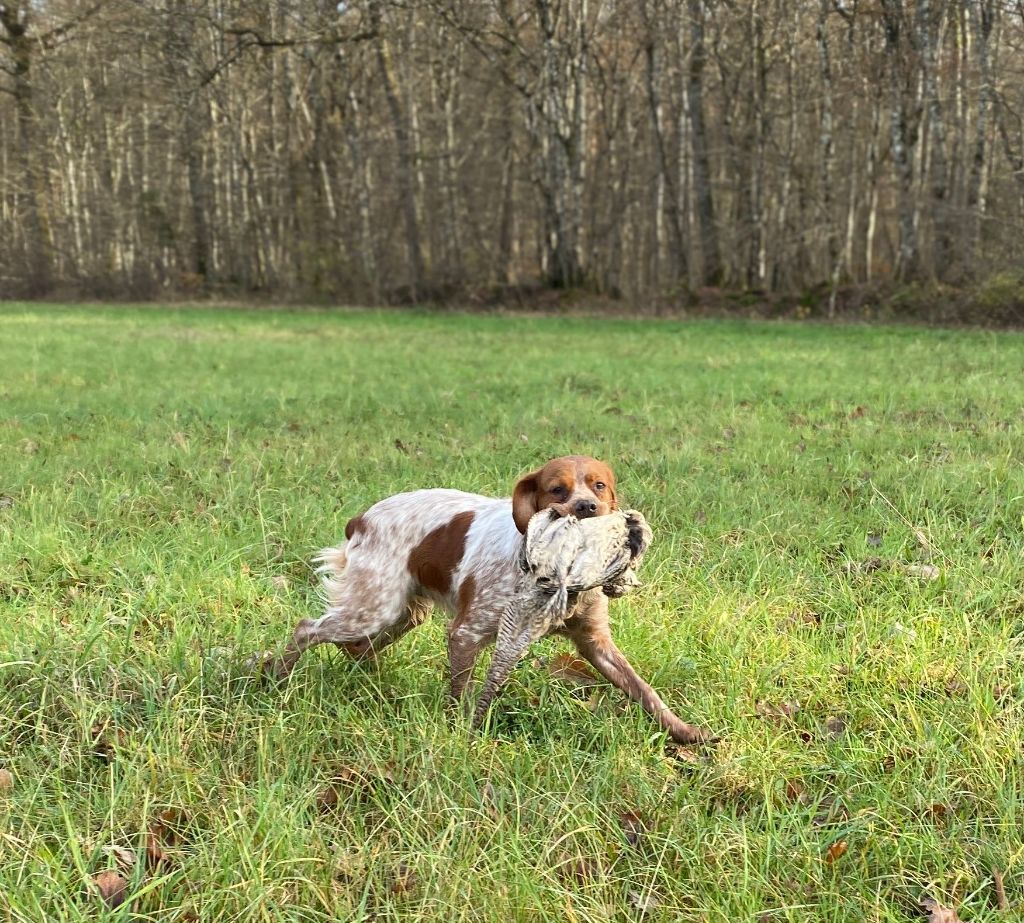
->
2 0 1021 319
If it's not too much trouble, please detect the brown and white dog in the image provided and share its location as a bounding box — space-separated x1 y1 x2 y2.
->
270 455 709 744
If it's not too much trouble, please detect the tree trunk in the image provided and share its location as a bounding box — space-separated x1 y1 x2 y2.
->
370 0 425 299
685 0 720 286
641 3 686 286
2 8 52 294
881 0 919 282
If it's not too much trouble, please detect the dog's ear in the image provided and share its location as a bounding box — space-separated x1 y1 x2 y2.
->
512 468 541 533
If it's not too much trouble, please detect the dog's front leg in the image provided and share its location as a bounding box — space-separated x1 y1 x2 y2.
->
564 598 712 745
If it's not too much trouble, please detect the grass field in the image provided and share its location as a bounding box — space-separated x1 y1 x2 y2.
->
0 304 1021 922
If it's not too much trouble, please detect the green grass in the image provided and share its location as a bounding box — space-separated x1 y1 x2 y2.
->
0 304 1021 922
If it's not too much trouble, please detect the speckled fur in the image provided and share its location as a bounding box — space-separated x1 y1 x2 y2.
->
267 460 711 744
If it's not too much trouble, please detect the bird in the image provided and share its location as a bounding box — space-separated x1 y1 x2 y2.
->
473 508 652 728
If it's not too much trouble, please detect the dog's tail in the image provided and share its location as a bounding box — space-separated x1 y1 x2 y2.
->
314 542 349 609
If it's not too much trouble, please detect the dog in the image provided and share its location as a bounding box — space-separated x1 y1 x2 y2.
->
268 455 709 744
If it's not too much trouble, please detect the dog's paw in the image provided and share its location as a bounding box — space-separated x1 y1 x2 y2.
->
670 722 719 747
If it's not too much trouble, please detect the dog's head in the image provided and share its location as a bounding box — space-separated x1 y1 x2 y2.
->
512 455 619 533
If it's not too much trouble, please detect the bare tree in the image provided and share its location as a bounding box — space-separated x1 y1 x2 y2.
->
3 0 1024 308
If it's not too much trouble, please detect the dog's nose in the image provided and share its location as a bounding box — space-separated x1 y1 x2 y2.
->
574 499 598 518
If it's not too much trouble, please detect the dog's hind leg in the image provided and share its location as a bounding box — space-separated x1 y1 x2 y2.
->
269 558 419 678
338 596 431 661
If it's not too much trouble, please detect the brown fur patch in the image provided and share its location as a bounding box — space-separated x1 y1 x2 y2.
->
407 511 475 595
454 575 477 627
344 514 367 540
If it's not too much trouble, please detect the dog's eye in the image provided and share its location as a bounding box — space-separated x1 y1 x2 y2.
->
594 482 606 491
550 485 567 497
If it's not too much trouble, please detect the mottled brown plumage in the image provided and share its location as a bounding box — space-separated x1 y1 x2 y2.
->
472 509 652 728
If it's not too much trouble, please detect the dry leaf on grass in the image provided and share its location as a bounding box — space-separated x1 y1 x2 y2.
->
89 871 129 908
824 840 848 864
146 807 187 865
823 716 847 738
617 809 648 848
756 700 801 723
90 722 127 764
547 653 602 687
556 852 599 885
100 845 137 873
317 763 395 812
389 861 419 896
0 768 13 792
785 780 809 804
904 563 940 580
920 896 963 922
992 867 1009 911
665 743 707 767
627 890 662 914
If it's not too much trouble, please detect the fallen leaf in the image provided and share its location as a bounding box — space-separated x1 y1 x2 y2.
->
556 852 598 885
90 722 127 764
389 861 418 896
824 716 847 737
547 653 602 687
992 866 1009 911
785 780 808 804
812 795 849 827
665 743 705 766
144 807 188 869
824 840 848 864
316 763 394 812
89 871 128 908
100 845 137 873
756 700 801 722
781 609 820 631
920 895 963 922
905 563 940 580
480 781 502 821
0 768 13 792
617 809 648 848
627 889 662 914
944 678 968 698
925 803 951 822
849 406 867 419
